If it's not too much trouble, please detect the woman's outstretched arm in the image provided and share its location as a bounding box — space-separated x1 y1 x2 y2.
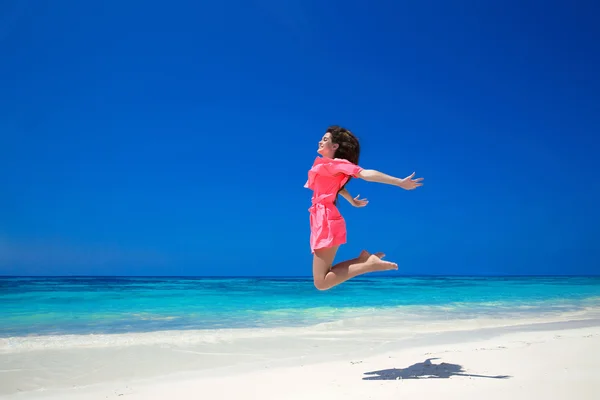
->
357 169 423 190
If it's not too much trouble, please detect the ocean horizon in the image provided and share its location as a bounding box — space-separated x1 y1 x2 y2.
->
2 275 600 339
3 274 599 277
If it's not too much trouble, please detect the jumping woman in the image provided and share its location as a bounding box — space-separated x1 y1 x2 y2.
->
305 125 423 291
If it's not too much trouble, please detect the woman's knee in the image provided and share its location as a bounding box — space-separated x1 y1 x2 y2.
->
313 278 329 291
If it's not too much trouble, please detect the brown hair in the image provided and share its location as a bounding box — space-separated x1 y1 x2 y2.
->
326 125 361 203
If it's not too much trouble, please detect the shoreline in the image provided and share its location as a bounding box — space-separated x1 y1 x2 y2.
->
2 309 600 399
3 298 600 344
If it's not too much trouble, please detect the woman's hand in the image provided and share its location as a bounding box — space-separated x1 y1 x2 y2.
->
398 172 424 190
351 194 369 207
339 188 369 207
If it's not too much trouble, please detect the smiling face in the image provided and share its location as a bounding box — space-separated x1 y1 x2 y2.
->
317 132 339 158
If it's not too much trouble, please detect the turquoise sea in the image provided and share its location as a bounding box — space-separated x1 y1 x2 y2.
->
2 276 600 338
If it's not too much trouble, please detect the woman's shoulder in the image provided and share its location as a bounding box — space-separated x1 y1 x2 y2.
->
311 156 356 167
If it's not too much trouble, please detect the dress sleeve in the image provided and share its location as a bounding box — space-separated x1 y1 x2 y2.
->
330 159 363 177
305 158 363 191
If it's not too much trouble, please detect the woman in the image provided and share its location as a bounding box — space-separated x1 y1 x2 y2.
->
305 125 423 290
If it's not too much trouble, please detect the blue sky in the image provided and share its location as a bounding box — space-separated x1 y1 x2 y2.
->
1 0 598 276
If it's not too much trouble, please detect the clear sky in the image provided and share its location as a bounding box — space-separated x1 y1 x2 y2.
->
1 1 599 276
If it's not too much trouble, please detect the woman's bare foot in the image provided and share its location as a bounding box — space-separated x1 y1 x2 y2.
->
358 249 385 262
358 250 398 271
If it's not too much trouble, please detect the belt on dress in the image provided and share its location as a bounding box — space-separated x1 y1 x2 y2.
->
308 193 335 216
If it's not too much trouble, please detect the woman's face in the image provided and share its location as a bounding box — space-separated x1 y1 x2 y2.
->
317 132 338 158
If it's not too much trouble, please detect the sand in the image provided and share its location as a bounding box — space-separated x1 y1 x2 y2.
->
1 313 599 400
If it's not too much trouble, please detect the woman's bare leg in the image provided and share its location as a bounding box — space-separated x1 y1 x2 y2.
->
312 246 398 291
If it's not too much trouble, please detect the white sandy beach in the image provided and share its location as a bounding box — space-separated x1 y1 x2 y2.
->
1 311 599 400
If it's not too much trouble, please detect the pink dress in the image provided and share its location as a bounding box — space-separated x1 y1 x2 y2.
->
304 156 363 253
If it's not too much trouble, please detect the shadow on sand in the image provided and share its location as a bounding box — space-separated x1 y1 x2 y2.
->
363 358 511 380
